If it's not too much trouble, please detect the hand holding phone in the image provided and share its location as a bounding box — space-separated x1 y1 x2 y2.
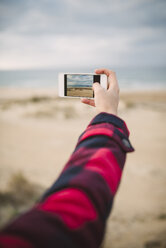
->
58 73 107 98
81 69 120 116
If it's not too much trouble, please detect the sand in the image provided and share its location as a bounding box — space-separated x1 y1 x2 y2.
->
0 87 166 247
67 87 93 97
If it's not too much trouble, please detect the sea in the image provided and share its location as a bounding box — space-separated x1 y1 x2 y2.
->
0 67 166 91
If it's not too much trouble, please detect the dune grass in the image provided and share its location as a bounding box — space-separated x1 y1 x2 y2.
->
0 171 44 228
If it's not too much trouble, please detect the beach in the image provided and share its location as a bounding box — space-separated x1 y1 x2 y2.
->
0 87 166 247
67 86 93 97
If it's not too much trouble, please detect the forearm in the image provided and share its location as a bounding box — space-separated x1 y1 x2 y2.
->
0 113 134 248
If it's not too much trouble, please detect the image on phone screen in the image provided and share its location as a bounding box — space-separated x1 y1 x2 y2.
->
64 74 100 98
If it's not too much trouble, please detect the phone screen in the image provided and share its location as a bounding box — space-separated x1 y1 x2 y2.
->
64 74 100 98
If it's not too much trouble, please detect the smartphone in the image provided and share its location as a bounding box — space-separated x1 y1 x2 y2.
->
58 73 107 98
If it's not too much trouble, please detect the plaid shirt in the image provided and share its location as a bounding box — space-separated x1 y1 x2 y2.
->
0 112 134 248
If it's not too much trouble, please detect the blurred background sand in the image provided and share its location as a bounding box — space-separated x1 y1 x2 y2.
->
0 88 166 248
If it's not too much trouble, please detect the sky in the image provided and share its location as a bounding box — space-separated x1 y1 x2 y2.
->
67 75 93 86
0 0 166 70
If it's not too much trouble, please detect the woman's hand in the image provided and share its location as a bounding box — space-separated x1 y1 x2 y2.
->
81 68 119 116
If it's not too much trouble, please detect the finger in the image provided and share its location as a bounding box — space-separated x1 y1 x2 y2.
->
95 68 112 77
107 71 119 92
92 82 101 91
81 98 95 107
95 68 118 90
95 68 119 92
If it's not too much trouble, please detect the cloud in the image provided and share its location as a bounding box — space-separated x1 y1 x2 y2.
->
1 0 165 34
0 30 134 69
67 74 93 86
0 0 166 69
0 34 126 69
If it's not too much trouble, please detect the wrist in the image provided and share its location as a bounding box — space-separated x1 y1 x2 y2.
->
97 108 117 116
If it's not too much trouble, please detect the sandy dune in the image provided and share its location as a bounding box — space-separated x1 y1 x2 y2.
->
0 88 166 247
67 87 93 97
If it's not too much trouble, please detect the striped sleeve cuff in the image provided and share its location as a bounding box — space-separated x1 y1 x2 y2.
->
80 112 134 153
88 112 130 137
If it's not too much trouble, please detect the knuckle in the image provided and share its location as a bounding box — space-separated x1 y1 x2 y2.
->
108 71 116 78
109 69 115 73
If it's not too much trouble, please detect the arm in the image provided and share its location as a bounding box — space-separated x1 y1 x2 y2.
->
0 69 134 248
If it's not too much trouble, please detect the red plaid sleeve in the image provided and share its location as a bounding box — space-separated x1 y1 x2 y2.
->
0 112 134 248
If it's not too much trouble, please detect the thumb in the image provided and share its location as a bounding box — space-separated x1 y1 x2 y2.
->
92 82 101 92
